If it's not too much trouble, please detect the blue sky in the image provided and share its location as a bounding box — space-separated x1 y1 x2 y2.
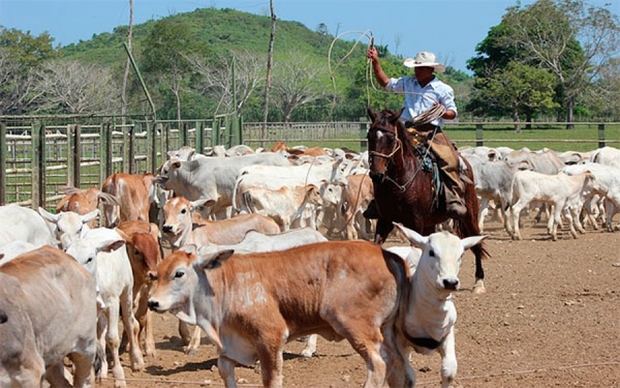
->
1 0 618 72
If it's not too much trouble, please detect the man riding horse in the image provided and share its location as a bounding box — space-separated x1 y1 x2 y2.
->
364 47 467 219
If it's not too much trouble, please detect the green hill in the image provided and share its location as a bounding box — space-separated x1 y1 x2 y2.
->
57 7 469 121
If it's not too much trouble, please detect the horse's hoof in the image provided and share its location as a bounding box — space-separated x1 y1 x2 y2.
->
472 280 486 294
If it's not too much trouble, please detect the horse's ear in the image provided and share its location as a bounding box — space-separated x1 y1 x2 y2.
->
390 107 406 124
367 107 377 122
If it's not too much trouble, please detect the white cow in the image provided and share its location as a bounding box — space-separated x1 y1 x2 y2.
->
563 162 620 232
157 153 291 218
0 241 37 264
242 184 323 231
38 207 99 249
510 171 594 241
0 246 99 387
395 223 486 388
65 228 144 387
591 146 620 168
0 204 56 248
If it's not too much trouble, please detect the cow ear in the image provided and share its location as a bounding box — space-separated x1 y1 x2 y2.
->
393 223 428 248
196 249 235 270
115 228 130 242
190 199 216 212
38 207 60 224
81 209 99 224
367 107 377 122
97 239 125 254
461 235 486 251
171 161 182 169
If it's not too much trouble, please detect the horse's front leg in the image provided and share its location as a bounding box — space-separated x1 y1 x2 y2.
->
374 218 394 245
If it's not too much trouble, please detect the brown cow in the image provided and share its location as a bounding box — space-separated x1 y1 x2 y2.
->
116 220 162 358
55 186 120 227
147 241 414 388
101 173 156 227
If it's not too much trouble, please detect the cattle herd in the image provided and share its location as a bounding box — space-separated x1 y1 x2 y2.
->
0 141 619 388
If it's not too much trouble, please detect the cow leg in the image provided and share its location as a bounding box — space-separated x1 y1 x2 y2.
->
563 208 578 239
217 356 238 388
551 203 564 241
135 285 155 357
511 202 527 240
184 325 202 354
300 334 317 358
97 312 109 379
572 206 586 234
438 327 457 388
120 288 145 371
105 300 127 388
605 200 616 232
383 326 414 388
374 218 394 245
45 362 72 388
477 197 489 233
256 345 285 388
70 351 95 388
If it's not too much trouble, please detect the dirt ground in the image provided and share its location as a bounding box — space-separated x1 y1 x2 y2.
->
101 220 620 387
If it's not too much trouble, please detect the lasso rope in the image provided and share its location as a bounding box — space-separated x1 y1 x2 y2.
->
327 30 446 125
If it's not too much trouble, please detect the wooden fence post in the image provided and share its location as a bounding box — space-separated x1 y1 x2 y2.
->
67 124 81 188
160 122 168 166
128 123 135 174
213 117 221 146
359 117 368 151
476 124 484 147
195 120 204 155
598 123 606 148
31 121 46 210
0 122 5 205
181 121 188 147
238 116 244 145
100 122 112 182
147 122 159 174
229 114 241 147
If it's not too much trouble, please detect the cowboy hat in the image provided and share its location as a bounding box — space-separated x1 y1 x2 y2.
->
403 51 445 73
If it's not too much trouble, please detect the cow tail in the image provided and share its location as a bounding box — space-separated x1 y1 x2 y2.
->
94 341 105 376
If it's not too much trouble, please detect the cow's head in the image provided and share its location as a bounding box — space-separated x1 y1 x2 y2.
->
155 159 182 189
161 197 215 237
116 228 161 274
65 238 125 277
394 223 486 292
39 208 99 249
147 245 234 317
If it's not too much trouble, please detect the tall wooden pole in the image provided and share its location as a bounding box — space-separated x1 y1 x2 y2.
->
261 0 276 147
120 0 134 124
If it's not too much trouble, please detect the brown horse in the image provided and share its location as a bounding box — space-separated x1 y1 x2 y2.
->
367 108 488 293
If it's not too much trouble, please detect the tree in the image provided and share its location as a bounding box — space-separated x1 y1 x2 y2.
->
141 19 203 122
503 0 620 126
187 50 264 115
468 61 558 130
0 28 56 114
271 56 328 122
33 60 119 114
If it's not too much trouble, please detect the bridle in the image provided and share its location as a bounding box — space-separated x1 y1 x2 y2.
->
368 124 402 160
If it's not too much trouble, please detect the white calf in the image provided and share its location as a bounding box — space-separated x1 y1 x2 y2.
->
395 223 485 388
0 204 56 248
65 228 144 387
38 207 99 249
510 171 594 241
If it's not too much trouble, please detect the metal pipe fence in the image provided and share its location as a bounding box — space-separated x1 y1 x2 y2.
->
0 115 618 208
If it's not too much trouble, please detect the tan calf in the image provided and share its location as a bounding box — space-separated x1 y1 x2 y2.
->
116 220 162 358
340 174 374 240
56 186 120 227
101 173 156 227
148 241 414 388
161 196 280 249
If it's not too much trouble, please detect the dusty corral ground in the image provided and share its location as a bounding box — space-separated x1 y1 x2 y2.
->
101 220 620 387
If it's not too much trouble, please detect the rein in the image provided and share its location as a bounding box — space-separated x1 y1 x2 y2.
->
369 122 439 192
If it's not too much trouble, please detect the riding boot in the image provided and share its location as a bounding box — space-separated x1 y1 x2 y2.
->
444 182 467 217
362 199 380 219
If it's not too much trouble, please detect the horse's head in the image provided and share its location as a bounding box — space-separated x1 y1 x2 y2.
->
367 108 404 182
